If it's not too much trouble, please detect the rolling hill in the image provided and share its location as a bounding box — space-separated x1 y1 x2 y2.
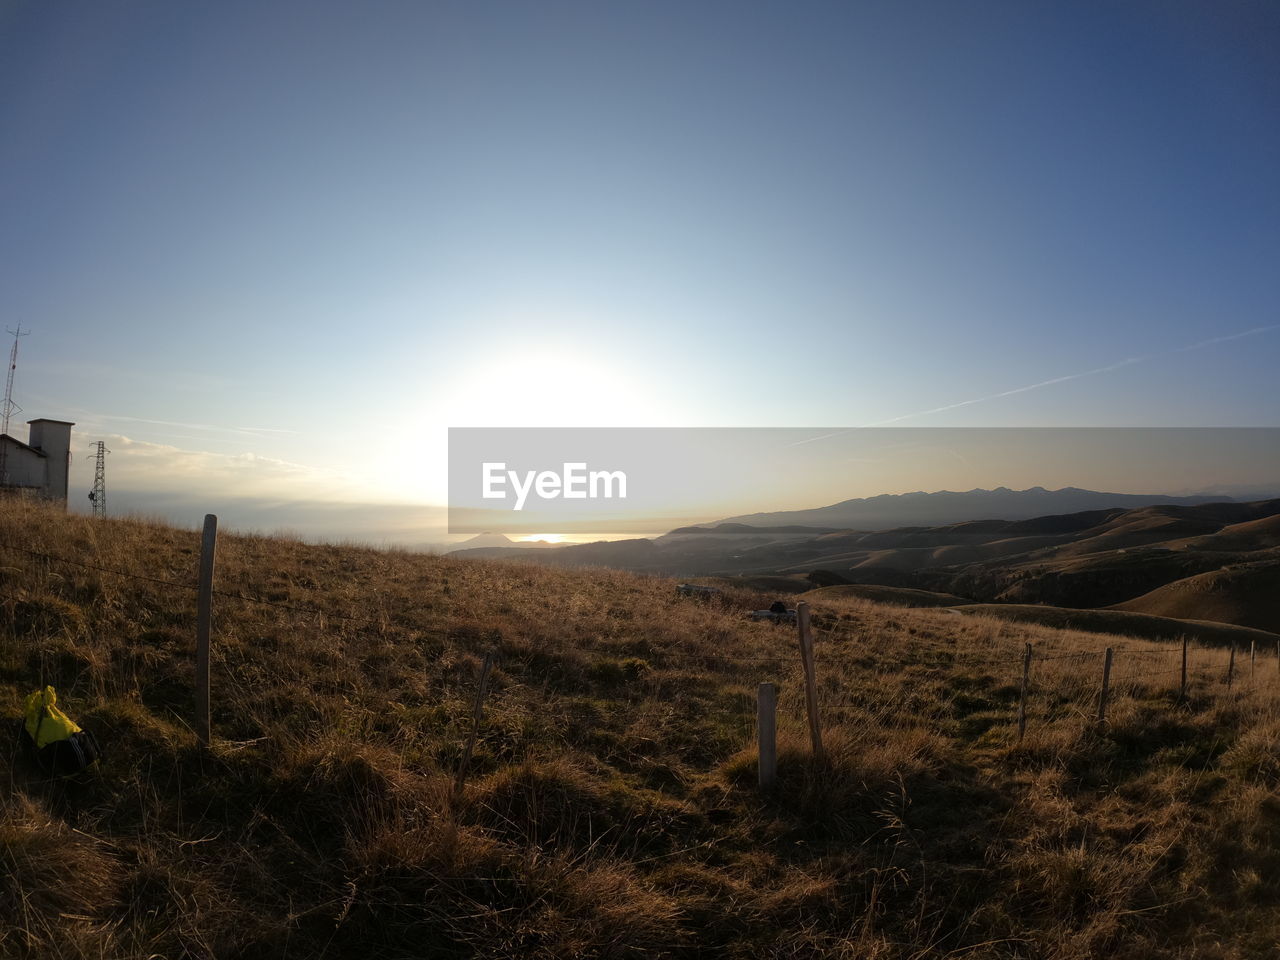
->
718 485 1238 530
6 500 1280 956
797 583 970 608
464 497 1280 645
1112 559 1280 634
1169 513 1280 553
446 532 558 551
954 603 1280 649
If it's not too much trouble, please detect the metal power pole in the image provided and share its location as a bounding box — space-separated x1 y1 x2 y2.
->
89 441 108 517
0 326 29 487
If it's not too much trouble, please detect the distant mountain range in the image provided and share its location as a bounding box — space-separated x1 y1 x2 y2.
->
445 532 558 553
450 492 1280 641
716 486 1236 530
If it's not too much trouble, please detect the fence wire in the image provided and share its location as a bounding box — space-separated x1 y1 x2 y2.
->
3 539 1274 746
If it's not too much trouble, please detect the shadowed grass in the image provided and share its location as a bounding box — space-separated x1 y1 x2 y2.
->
2 499 1280 957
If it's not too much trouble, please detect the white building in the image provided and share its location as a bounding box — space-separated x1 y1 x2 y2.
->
0 418 75 505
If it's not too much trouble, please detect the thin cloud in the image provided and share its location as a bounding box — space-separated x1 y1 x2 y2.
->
23 401 298 440
97 414 297 437
69 433 365 504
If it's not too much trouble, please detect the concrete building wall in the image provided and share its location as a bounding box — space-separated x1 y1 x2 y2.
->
0 438 46 489
1 419 75 504
27 419 73 503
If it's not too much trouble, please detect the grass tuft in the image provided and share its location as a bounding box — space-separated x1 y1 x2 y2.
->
3 500 1280 956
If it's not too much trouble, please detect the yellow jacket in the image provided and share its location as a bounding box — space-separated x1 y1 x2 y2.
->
24 686 82 749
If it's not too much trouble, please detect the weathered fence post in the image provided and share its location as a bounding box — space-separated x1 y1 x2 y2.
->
1017 642 1032 741
1251 640 1256 678
1180 635 1188 703
196 514 218 746
795 602 824 761
758 682 777 791
453 650 495 805
1097 647 1114 724
1227 643 1236 690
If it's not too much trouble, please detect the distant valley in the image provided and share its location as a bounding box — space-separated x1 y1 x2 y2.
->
451 486 1280 641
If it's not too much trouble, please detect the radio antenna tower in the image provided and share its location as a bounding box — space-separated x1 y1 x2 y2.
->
0 325 29 487
89 441 108 517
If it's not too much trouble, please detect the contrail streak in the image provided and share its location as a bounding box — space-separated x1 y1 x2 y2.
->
861 355 1147 427
1174 324 1280 353
787 322 1278 445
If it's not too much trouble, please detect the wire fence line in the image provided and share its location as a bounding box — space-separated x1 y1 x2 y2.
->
1 541 201 592
6 539 1267 683
4 538 1277 767
2 541 807 672
1 541 404 629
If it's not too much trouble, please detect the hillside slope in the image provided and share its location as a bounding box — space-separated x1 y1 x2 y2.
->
1171 514 1280 553
719 486 1234 529
798 583 970 608
1111 560 1280 634
4 502 1280 958
955 603 1280 648
479 501 1280 617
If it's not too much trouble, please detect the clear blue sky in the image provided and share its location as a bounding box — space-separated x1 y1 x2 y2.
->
2 1 1277 536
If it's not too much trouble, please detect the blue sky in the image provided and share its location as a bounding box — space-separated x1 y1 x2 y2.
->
2 1 1277 538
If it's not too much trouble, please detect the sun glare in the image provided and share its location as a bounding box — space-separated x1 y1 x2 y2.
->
435 345 676 428
517 533 566 543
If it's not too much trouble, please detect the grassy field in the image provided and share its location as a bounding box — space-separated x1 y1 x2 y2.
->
3 500 1280 958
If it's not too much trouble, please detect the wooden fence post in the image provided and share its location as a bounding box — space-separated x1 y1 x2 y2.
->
453 650 495 804
1251 640 1256 678
795 602 824 761
758 682 777 791
1227 643 1236 690
196 514 218 746
1180 635 1188 703
1017 642 1032 741
1097 647 1114 724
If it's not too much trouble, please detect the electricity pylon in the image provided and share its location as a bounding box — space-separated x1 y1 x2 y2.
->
89 441 108 517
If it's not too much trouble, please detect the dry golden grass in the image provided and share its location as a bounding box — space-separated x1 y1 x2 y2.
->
3 499 1280 958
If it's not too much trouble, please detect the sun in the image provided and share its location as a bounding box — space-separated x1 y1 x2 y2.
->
364 336 686 504
434 345 677 428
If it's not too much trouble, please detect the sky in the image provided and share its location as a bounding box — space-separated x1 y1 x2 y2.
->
2 1 1278 542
